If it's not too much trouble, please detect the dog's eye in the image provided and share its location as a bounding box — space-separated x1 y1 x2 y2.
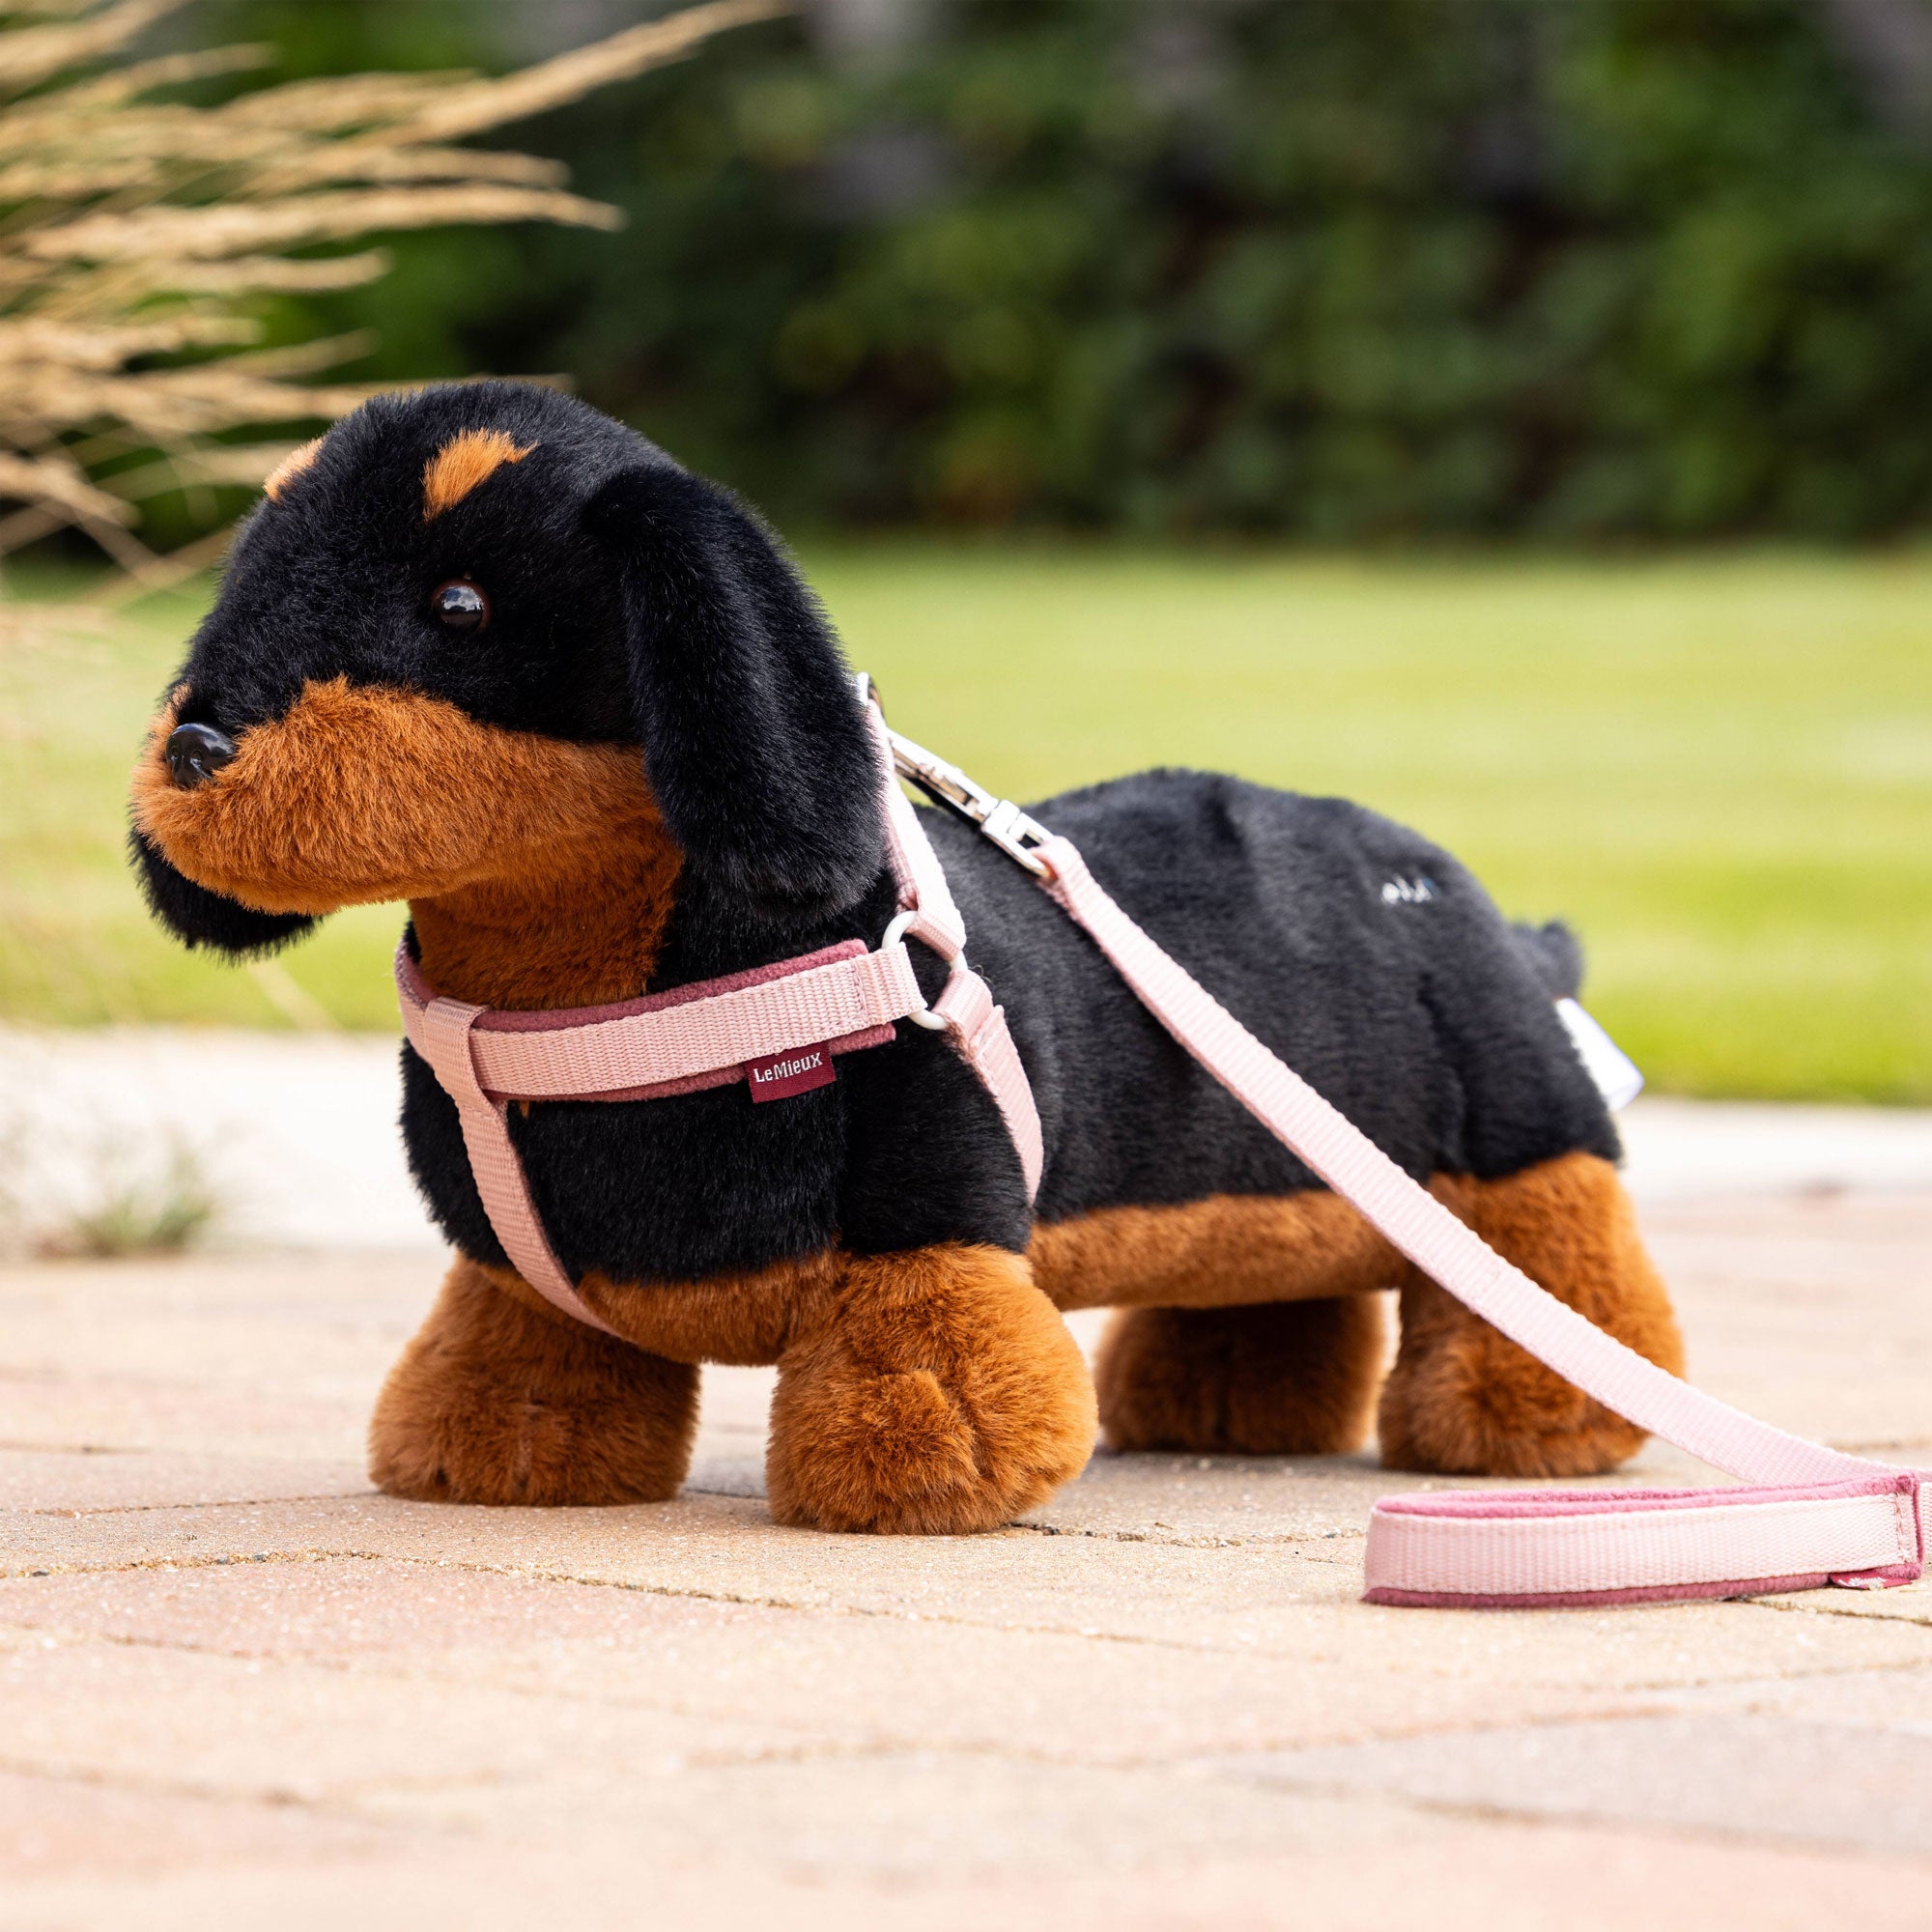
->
431 579 489 631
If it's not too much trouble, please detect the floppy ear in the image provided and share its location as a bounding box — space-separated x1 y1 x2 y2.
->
129 825 318 957
582 465 884 925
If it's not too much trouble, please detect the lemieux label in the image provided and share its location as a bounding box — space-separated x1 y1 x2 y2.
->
746 1042 838 1102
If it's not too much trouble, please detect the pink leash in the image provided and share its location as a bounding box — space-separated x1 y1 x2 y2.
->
1031 837 1926 1607
402 683 1925 1605
877 699 1925 1605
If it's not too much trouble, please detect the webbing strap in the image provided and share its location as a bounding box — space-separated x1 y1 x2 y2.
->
408 990 617 1334
398 941 912 1104
863 696 1043 1195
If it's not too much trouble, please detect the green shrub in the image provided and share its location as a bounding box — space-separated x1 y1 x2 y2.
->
213 0 1932 538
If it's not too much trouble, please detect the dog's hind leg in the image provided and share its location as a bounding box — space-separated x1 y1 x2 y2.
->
369 1255 698 1505
1377 1151 1684 1478
1094 1295 1384 1456
765 1245 1096 1534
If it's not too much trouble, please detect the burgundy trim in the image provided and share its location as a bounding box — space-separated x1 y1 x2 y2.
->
1364 1572 1844 1611
541 1022 895 1105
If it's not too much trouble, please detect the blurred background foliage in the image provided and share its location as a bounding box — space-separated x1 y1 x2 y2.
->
0 0 770 596
4 0 1928 1102
189 0 1932 540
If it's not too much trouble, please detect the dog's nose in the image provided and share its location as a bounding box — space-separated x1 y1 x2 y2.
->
165 721 237 788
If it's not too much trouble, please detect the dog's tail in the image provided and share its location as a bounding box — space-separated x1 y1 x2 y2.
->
1512 919 1584 1001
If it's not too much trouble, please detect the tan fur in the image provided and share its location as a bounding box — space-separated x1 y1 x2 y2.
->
409 844 680 1011
421 428 532 519
132 678 683 1006
765 1244 1096 1534
369 1154 1674 1515
369 1254 697 1505
1378 1151 1684 1478
132 677 664 912
371 1244 1094 1527
521 1251 843 1368
1031 1188 1403 1311
1095 1295 1386 1455
262 437 324 501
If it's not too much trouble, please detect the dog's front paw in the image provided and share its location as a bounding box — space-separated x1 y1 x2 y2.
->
766 1246 1095 1534
369 1258 697 1505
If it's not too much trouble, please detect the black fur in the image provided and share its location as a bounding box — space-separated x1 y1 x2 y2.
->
1514 920 1585 1001
584 465 883 929
129 825 316 956
936 779 1617 1219
171 384 639 748
138 379 1620 1295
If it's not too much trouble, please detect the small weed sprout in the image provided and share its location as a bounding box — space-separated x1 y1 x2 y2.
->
48 1132 216 1256
17 1126 221 1258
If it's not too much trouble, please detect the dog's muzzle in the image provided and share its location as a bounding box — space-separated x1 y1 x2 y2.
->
165 721 237 788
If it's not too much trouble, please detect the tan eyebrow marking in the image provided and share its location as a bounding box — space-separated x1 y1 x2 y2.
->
263 437 325 502
422 429 534 521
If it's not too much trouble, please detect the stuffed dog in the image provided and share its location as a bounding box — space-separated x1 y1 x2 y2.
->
128 380 1683 1535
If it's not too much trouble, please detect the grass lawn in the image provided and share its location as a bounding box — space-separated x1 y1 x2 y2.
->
3 548 1928 1102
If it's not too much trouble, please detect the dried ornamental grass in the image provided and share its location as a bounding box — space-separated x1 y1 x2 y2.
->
0 0 785 628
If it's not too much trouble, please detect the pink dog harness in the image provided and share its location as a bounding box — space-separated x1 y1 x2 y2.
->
398 695 1040 1336
401 684 1926 1607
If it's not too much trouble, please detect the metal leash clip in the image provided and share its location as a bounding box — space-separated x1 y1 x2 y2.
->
888 726 1053 877
856 673 1054 877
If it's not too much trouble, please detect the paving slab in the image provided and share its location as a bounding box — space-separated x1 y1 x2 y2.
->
0 1555 1679 1763
8 1495 1932 1714
1754 1576 1932 1627
0 1629 823 1803
1634 1191 1932 1452
0 1769 395 1884
1212 1709 1932 1857
0 1375 370 1462
1663 1659 1932 1726
1 1169 1927 1925
0 1447 367 1514
6 1796 1930 1932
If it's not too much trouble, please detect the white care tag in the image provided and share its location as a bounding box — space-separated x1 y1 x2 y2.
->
1555 997 1645 1112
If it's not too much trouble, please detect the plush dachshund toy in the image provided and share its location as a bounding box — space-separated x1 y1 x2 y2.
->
129 380 1683 1536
